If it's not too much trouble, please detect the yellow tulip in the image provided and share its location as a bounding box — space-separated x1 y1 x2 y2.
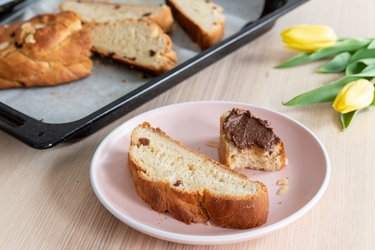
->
332 79 374 114
281 25 337 52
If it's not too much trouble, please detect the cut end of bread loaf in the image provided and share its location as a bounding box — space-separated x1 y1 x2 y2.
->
88 20 177 75
128 122 268 229
219 109 288 171
61 1 174 32
166 0 225 49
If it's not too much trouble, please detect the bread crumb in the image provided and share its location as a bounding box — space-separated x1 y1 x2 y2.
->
276 178 288 186
0 41 10 50
34 23 46 29
277 186 289 195
21 22 32 29
25 34 36 44
206 221 211 227
206 140 219 148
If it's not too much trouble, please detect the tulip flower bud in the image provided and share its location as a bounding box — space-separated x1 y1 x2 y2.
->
332 79 374 114
281 25 337 52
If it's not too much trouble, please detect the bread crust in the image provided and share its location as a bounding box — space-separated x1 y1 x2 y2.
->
128 122 269 229
60 1 174 32
166 0 225 49
219 110 288 171
0 11 92 89
89 20 177 75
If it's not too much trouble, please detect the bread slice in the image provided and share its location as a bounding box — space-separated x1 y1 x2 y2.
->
88 20 177 75
166 0 225 49
219 108 288 171
128 122 268 229
60 1 174 32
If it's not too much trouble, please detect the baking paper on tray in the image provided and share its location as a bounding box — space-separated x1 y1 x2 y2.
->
0 0 264 123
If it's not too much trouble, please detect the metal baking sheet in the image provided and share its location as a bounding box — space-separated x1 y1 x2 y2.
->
0 0 308 148
0 0 264 123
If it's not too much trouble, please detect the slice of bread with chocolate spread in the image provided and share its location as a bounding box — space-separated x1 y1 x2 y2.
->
219 108 288 171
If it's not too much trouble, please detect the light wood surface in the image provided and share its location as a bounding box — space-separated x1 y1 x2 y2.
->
1 0 374 249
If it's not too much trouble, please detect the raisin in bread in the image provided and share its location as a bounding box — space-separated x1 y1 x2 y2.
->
128 122 268 229
88 20 177 75
0 11 92 89
219 108 288 171
166 0 225 49
61 1 173 32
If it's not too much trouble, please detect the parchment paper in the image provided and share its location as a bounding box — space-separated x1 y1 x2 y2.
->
0 0 265 123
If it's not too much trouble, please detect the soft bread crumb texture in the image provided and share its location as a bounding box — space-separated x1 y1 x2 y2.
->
128 122 269 229
166 0 225 49
61 1 173 32
88 20 177 74
169 0 224 31
130 126 259 196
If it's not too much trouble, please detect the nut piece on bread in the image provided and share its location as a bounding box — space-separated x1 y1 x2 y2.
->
166 0 225 49
219 108 288 171
61 1 174 32
0 11 92 89
128 122 268 229
88 20 177 75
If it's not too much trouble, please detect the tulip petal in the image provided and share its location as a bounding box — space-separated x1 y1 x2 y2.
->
332 79 374 113
281 25 337 52
281 25 337 45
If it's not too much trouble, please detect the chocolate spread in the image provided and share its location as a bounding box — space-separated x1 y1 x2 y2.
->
223 108 280 152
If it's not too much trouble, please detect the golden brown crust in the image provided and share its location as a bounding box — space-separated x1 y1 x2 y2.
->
60 1 174 32
203 184 268 229
128 122 269 229
89 20 177 76
166 0 224 50
0 11 92 89
128 159 209 224
219 110 288 171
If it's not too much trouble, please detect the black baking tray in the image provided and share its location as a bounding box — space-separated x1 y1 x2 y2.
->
0 0 308 149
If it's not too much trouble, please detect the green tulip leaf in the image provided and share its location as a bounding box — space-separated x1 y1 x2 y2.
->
284 64 375 106
367 40 375 49
346 58 375 75
371 88 375 106
275 53 311 68
318 52 351 73
283 76 363 105
276 39 371 68
340 110 358 130
349 48 375 63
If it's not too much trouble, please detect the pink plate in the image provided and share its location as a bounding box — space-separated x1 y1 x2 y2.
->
90 101 330 245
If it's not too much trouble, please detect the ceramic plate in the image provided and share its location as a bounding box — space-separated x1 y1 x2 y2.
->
90 101 330 245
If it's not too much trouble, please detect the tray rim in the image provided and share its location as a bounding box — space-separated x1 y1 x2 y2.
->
0 0 309 149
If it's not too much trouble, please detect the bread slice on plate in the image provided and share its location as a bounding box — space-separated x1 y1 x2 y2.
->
128 122 268 229
88 20 177 75
60 1 174 32
219 108 288 171
166 0 225 49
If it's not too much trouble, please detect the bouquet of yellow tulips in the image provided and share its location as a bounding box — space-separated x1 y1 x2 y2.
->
277 25 375 130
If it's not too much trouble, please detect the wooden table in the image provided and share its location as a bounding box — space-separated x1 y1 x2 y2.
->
1 0 374 249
